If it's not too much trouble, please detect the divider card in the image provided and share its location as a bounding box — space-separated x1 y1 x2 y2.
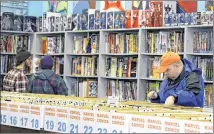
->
201 122 213 133
7 102 20 127
95 111 111 133
110 112 130 133
129 115 147 133
55 107 69 133
145 116 164 132
0 101 9 125
68 109 82 133
81 110 96 133
163 118 182 133
44 105 57 132
181 120 211 133
19 103 31 129
30 104 43 130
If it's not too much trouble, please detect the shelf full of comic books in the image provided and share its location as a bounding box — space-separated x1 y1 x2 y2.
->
0 1 213 107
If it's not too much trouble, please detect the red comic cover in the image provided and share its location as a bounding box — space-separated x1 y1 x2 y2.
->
131 10 139 28
150 1 163 27
125 10 131 28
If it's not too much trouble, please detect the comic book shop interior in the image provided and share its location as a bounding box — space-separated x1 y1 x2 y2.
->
0 0 213 133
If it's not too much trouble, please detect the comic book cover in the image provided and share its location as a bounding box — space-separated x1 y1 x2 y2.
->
125 10 131 28
24 16 37 32
196 12 201 25
190 12 197 25
50 16 55 32
177 13 185 26
81 9 89 30
119 11 125 29
62 15 67 31
94 10 100 29
14 15 23 31
149 1 163 27
145 10 152 27
2 12 14 30
100 10 106 29
171 12 177 26
38 16 42 32
77 14 82 30
67 15 72 31
208 11 213 24
163 1 176 26
184 13 191 25
71 14 78 31
139 10 146 27
46 12 55 32
43 12 47 32
201 12 209 25
59 15 64 31
47 16 51 31
131 10 139 28
55 16 59 32
114 11 120 29
107 11 114 29
88 9 95 30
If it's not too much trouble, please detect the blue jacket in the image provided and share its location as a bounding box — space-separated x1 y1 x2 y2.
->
151 59 205 107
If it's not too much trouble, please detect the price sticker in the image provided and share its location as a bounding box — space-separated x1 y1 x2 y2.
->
55 107 69 133
7 102 20 127
30 104 43 130
129 115 147 133
95 111 111 133
44 105 57 132
110 112 130 133
81 110 96 133
0 101 9 125
68 109 82 133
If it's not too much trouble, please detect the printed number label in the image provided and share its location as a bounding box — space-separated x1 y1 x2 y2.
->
98 128 107 133
46 120 54 130
70 124 78 133
31 119 39 128
10 116 17 126
0 115 7 124
20 117 28 126
84 126 93 133
58 122 66 132
112 130 122 133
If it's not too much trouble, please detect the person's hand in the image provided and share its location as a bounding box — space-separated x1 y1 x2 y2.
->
165 96 175 107
147 91 158 99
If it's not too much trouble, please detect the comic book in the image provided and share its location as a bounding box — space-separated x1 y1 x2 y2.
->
62 15 67 31
14 15 23 31
114 11 120 29
67 15 72 31
208 11 213 24
50 16 55 32
94 10 100 29
131 10 139 28
43 12 47 32
107 11 114 29
38 16 42 32
163 1 176 26
171 12 177 26
88 9 95 30
81 9 89 30
71 14 78 31
190 12 197 25
145 10 152 27
201 11 209 25
100 10 107 29
119 11 126 28
125 10 131 28
177 13 185 26
24 16 37 32
59 15 64 31
2 12 14 31
149 1 163 27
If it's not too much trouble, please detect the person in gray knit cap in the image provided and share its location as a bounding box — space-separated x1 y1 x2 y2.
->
28 55 68 95
3 49 32 92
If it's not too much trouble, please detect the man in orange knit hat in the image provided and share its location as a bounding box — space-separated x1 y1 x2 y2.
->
147 52 205 107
